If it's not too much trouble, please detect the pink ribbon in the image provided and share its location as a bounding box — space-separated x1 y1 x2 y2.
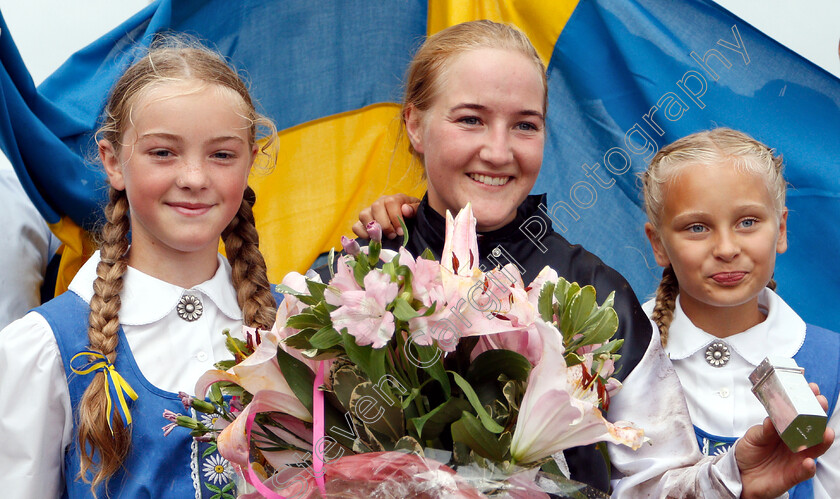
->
313 361 327 496
241 360 328 498
243 409 287 498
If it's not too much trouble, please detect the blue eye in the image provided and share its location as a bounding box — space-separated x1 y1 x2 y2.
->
151 149 172 158
687 224 706 233
458 116 480 125
213 151 234 160
516 122 538 131
739 218 758 229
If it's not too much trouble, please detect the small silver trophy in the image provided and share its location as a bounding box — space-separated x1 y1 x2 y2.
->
749 356 827 452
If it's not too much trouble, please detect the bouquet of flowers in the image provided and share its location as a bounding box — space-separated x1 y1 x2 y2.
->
167 204 645 498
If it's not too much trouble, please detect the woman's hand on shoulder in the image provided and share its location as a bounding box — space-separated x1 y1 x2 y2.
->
352 194 421 240
736 382 834 499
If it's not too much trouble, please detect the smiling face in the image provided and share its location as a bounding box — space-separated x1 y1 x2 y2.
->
405 48 545 231
645 161 788 329
101 80 255 266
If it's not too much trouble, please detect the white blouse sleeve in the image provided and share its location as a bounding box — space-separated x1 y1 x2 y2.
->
608 320 742 498
0 311 73 498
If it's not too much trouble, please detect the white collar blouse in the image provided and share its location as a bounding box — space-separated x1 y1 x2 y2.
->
644 288 806 436
0 250 245 498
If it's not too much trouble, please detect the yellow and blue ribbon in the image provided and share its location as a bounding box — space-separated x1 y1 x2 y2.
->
70 351 139 434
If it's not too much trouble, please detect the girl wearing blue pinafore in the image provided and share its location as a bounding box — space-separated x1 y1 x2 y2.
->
641 128 840 499
0 41 278 498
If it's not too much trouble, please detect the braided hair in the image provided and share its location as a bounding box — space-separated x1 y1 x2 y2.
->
80 37 277 491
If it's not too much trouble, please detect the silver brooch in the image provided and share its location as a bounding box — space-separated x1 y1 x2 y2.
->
705 341 731 367
177 294 203 322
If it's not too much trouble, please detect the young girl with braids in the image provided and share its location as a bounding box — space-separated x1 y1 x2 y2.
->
641 127 840 498
0 40 277 497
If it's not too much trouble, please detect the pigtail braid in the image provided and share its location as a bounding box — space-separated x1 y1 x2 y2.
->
652 266 679 347
77 187 132 491
767 278 777 291
222 186 276 329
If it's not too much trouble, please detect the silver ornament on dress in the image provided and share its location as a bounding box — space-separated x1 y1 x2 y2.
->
705 341 731 367
177 294 203 322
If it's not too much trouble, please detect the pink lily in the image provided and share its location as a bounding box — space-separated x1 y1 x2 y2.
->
441 203 479 276
510 319 645 464
216 390 313 467
195 328 311 423
471 322 543 366
416 204 530 350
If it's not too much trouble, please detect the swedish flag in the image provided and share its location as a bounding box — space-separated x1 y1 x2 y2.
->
0 0 837 331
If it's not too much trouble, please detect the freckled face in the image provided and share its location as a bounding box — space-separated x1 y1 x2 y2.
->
101 81 255 263
646 162 787 321
405 48 545 231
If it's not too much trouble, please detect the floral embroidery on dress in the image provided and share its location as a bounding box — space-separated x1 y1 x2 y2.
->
191 418 236 499
203 454 233 485
200 412 223 428
699 435 735 457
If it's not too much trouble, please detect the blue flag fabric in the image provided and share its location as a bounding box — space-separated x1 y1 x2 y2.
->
539 0 840 331
0 0 838 331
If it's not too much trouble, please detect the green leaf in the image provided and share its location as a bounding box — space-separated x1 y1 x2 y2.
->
502 379 525 413
466 349 531 385
311 300 332 324
327 247 336 279
285 313 325 331
409 397 470 441
273 285 319 306
342 332 387 387
451 412 507 462
214 359 236 370
392 297 421 322
353 256 370 287
309 325 343 349
221 481 235 493
205 483 222 493
568 285 598 335
577 308 619 347
274 283 306 296
415 344 450 398
283 328 316 350
449 372 504 434
209 382 224 406
559 282 581 339
591 338 624 357
202 443 218 459
367 240 382 266
275 346 316 414
399 217 410 247
306 278 328 303
564 351 586 367
223 331 249 359
394 435 422 454
537 281 556 322
419 247 436 261
350 381 404 442
420 301 438 317
381 259 397 279
552 279 571 319
332 365 367 410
